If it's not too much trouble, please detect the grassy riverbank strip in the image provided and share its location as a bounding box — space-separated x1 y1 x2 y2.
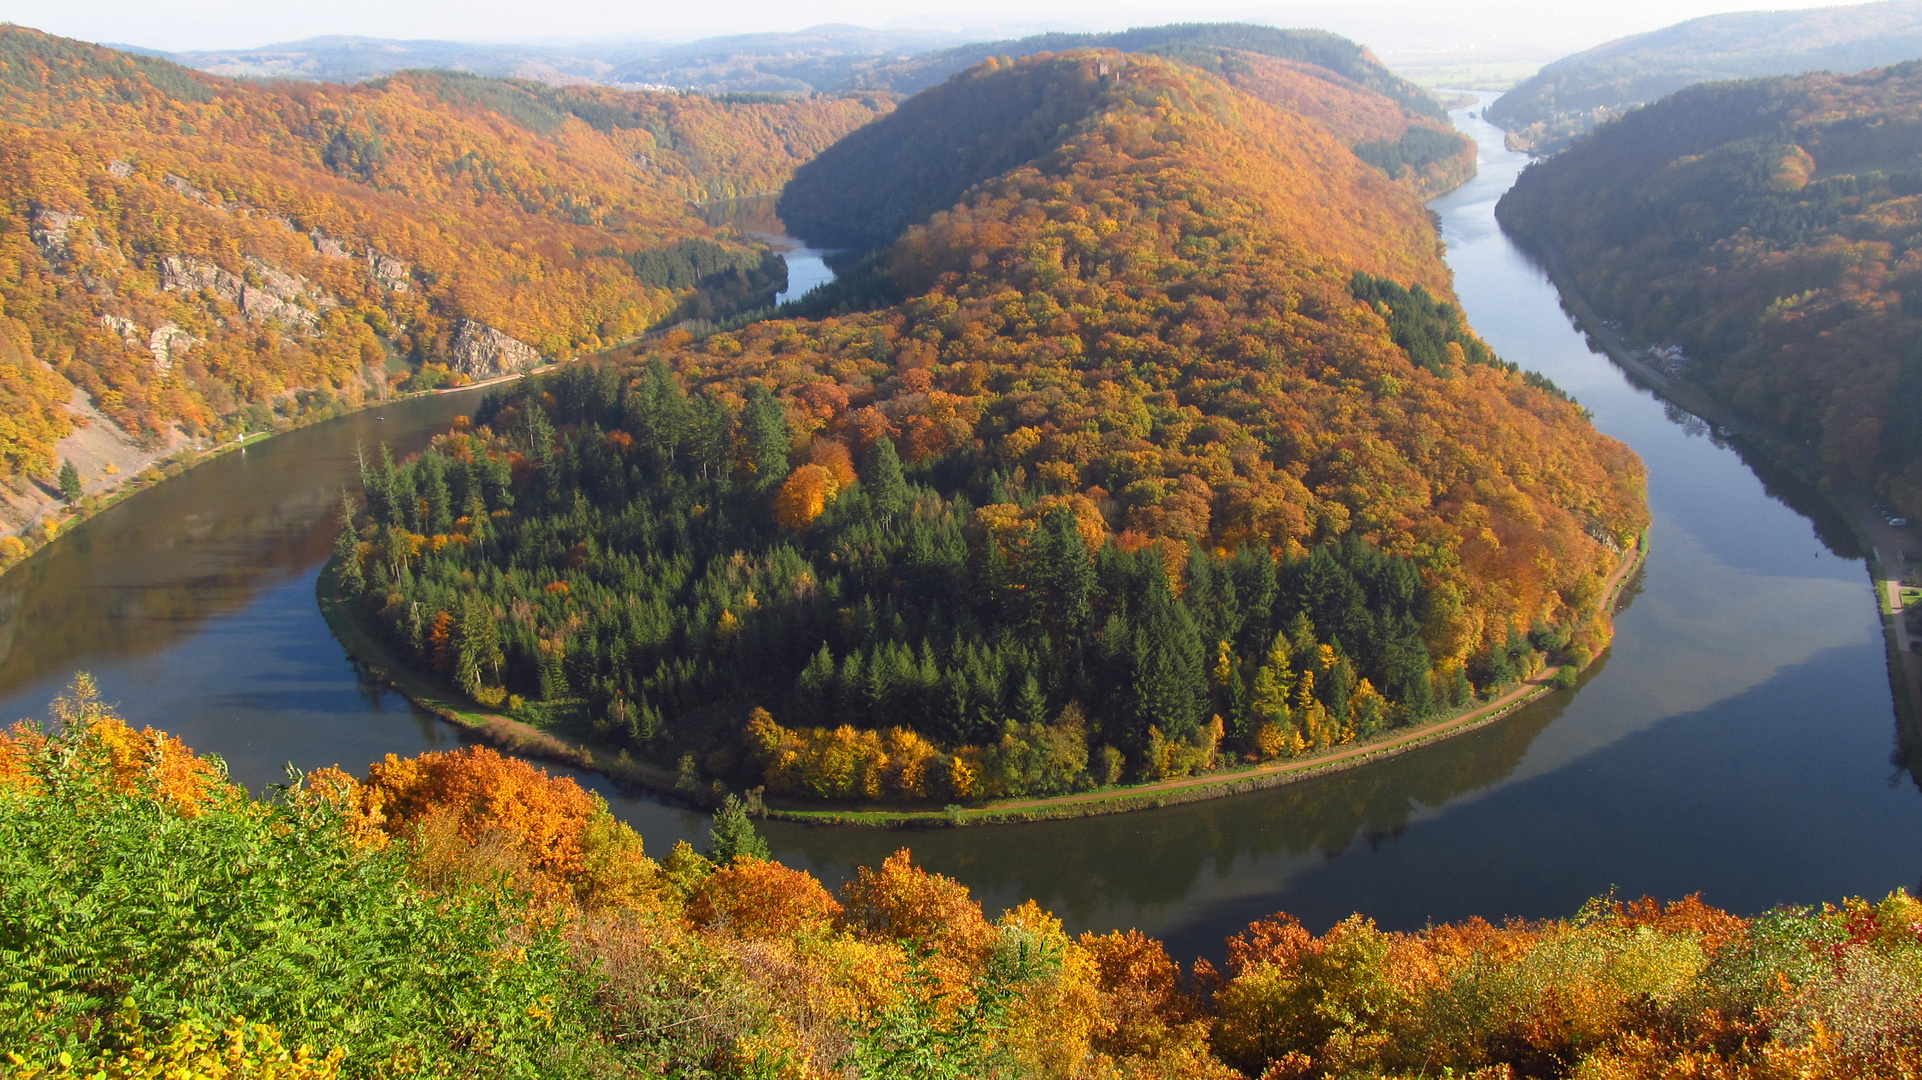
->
319 534 1646 828
1519 234 1922 739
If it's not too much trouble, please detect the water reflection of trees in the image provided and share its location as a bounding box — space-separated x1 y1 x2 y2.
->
766 671 1585 938
0 398 469 705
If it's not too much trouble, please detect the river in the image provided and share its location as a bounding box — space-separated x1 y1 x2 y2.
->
2 106 1919 962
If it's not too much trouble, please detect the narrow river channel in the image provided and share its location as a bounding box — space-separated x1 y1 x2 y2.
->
1 106 1918 963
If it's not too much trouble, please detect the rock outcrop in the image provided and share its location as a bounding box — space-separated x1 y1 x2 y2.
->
367 250 411 292
30 208 81 261
161 256 328 331
148 323 196 373
160 256 242 303
449 319 543 379
311 231 352 260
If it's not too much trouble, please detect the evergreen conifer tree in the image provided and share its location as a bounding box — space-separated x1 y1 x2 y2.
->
705 793 770 865
56 459 81 502
867 436 908 525
740 384 791 488
455 592 503 697
1126 562 1206 745
334 496 365 594
1013 673 1048 728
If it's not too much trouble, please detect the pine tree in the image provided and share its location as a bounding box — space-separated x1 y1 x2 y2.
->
1126 562 1206 745
463 493 489 557
334 495 365 594
795 644 835 726
867 435 909 525
56 459 81 502
1042 509 1095 643
1013 672 1048 728
705 793 770 865
627 359 689 467
455 592 503 697
1250 632 1295 729
688 393 734 480
520 398 555 466
739 384 791 488
369 444 399 525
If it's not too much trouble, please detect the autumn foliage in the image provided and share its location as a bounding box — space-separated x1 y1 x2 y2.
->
339 47 1643 804
0 25 888 481
8 688 1922 1078
1499 64 1922 519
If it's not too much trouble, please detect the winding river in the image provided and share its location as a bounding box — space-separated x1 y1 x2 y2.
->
2 101 1919 962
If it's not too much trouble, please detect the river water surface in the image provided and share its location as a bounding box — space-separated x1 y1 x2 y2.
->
2 105 1918 961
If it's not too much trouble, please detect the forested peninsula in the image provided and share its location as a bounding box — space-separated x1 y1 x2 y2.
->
5 687 1918 1079
1498 63 1922 524
331 49 1647 808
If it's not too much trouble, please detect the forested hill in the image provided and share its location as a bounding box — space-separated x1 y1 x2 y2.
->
1487 0 1922 155
828 23 1471 205
0 25 888 485
782 39 1469 249
853 23 1441 117
339 50 1646 805
1497 63 1922 520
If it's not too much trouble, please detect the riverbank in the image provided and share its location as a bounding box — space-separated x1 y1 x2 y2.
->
0 366 561 583
320 531 1645 828
0 426 280 577
1514 233 1922 739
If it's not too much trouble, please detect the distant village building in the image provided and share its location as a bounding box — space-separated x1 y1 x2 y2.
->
1651 344 1691 375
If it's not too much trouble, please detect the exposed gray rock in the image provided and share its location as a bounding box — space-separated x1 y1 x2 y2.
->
148 323 198 373
106 160 134 179
449 319 543 379
161 256 331 331
98 314 141 346
160 256 243 303
366 249 411 292
29 209 82 261
165 175 206 202
311 231 352 259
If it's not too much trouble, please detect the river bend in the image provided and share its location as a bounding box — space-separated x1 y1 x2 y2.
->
1 111 1917 961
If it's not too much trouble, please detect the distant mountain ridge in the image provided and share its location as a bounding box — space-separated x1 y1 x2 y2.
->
1488 0 1922 154
120 21 1444 114
115 25 977 93
849 23 1445 118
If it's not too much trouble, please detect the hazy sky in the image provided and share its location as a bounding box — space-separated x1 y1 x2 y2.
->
4 0 1848 60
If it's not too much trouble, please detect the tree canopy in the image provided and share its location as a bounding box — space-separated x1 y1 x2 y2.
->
336 49 1644 804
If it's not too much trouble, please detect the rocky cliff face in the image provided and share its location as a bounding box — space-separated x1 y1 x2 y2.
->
449 319 544 379
29 208 81 262
159 256 330 331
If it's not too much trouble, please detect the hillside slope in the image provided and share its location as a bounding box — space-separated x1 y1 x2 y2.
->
844 24 1471 196
1488 0 1922 154
1498 63 1922 517
341 50 1645 799
783 38 1468 248
0 26 887 488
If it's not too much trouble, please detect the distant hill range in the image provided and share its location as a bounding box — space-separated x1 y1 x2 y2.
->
115 25 972 93
1487 0 1922 154
122 21 1441 116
